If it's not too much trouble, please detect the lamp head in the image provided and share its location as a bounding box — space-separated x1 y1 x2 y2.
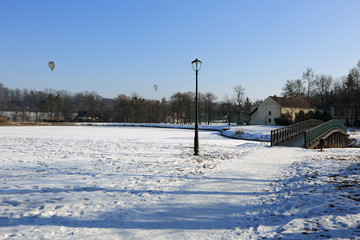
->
192 59 202 71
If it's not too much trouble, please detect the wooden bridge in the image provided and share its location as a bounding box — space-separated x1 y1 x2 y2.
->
271 119 348 149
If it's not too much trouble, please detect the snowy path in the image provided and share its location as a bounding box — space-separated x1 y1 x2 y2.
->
0 126 359 239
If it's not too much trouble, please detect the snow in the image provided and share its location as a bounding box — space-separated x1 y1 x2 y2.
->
0 125 359 239
348 128 360 147
220 125 282 141
75 122 281 141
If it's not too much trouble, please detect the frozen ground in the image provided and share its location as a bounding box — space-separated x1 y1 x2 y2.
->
76 122 281 141
0 126 359 239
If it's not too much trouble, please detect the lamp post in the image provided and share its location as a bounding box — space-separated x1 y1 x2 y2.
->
192 58 202 155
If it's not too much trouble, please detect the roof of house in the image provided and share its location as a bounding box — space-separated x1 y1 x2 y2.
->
270 96 318 109
249 106 258 116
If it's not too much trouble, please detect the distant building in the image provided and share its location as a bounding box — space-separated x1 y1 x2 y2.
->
249 96 319 125
329 103 356 126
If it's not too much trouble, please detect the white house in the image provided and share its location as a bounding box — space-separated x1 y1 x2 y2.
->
249 96 318 125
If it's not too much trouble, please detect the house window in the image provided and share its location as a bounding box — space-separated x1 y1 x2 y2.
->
268 119 271 123
269 111 271 116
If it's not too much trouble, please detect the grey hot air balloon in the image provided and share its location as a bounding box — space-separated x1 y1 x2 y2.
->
48 61 56 72
153 84 158 92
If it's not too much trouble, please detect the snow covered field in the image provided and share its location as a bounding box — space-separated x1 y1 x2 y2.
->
0 126 359 239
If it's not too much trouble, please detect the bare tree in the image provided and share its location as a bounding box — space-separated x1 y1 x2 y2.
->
160 97 169 123
59 91 75 121
233 85 245 124
170 92 194 124
30 90 48 122
302 67 315 97
0 83 6 113
313 74 333 110
73 91 103 121
282 79 306 97
347 66 360 125
114 94 131 122
130 92 145 123
243 97 252 123
222 95 234 126
203 92 217 124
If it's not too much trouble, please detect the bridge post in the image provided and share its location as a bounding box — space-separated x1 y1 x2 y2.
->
320 138 325 151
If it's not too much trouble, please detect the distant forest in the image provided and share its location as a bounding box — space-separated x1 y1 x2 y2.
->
1 59 360 125
0 83 251 124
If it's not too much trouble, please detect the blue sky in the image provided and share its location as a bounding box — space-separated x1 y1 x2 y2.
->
1 0 360 102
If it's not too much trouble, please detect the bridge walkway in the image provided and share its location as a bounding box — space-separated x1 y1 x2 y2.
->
277 133 305 147
271 119 348 149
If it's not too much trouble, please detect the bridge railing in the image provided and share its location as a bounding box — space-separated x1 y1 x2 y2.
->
305 119 347 148
271 119 323 146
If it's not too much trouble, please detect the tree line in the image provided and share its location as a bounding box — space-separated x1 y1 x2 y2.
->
281 59 360 126
0 83 251 124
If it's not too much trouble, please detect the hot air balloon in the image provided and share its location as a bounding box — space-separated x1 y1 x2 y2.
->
153 84 158 92
48 61 56 72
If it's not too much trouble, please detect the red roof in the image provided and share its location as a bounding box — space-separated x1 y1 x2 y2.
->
270 96 318 109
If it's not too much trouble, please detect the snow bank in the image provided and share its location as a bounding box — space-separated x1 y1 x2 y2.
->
76 122 280 142
347 128 360 147
220 125 281 141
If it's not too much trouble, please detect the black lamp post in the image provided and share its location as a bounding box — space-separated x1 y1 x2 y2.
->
192 58 202 155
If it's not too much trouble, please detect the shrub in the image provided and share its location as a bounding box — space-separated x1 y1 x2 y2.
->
305 110 314 120
0 117 9 125
295 110 306 123
321 111 332 122
314 110 322 120
235 128 245 135
275 117 292 126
